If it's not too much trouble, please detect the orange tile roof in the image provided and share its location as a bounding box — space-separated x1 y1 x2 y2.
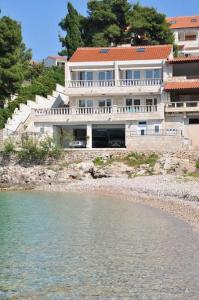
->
165 81 199 91
69 45 172 62
169 56 199 63
167 16 199 29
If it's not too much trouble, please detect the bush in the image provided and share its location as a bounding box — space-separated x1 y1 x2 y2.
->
18 137 44 161
93 157 105 166
3 139 16 155
196 160 199 169
18 136 63 162
124 152 158 167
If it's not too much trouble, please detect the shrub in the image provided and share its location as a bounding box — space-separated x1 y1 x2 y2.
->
18 137 44 162
3 139 16 155
93 157 105 166
18 136 63 162
124 152 158 167
196 160 199 169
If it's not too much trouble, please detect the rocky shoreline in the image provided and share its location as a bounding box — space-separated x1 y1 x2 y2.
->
0 151 199 230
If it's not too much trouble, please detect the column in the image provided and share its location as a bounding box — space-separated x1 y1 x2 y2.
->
65 62 71 88
86 123 92 148
114 61 119 86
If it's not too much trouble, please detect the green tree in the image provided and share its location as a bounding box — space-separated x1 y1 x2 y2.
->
59 2 84 58
0 66 64 129
128 3 174 45
0 15 32 105
85 0 131 46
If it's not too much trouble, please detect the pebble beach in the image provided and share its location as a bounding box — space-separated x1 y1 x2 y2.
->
36 175 199 231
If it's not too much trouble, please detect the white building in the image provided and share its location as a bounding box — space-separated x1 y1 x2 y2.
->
167 15 199 56
4 45 199 151
44 56 67 68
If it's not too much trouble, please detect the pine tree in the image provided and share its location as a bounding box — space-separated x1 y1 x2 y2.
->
85 0 131 46
59 2 84 58
128 3 174 45
0 15 32 105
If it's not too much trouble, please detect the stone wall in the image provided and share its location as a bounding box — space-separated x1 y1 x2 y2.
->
126 135 186 152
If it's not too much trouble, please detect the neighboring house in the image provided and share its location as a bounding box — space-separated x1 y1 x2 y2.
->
3 45 199 151
167 15 199 56
44 56 67 67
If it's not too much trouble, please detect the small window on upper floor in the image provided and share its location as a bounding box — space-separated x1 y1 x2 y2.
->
169 20 176 25
99 49 109 54
136 48 145 52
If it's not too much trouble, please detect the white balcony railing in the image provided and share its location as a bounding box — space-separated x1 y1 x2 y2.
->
118 79 162 87
167 101 199 108
68 80 115 88
67 79 162 88
117 105 157 113
165 101 199 112
34 105 158 116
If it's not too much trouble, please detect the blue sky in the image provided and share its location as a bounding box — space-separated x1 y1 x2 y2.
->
0 0 198 61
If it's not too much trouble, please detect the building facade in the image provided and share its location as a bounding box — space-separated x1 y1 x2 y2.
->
4 45 199 151
167 15 199 56
44 56 68 68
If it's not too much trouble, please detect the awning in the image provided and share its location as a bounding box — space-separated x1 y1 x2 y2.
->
164 81 199 91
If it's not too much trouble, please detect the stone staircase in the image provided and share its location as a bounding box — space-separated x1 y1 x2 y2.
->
4 84 67 138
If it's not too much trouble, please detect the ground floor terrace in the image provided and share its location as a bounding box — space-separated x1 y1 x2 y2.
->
32 118 188 152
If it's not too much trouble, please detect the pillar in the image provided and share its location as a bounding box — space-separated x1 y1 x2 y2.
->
114 61 119 86
65 62 71 88
86 123 92 148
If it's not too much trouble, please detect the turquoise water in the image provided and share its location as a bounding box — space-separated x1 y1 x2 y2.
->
0 191 199 299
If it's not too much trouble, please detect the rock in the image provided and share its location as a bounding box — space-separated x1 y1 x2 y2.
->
163 157 179 172
76 161 94 173
137 169 147 176
91 167 111 179
45 169 57 179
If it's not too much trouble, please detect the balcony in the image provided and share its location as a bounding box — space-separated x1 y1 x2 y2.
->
165 101 199 113
65 79 163 96
34 104 164 124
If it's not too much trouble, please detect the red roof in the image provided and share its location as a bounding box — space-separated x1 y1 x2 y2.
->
169 56 199 64
167 16 199 29
69 45 172 62
165 81 199 91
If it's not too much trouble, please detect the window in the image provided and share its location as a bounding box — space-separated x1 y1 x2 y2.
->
134 70 141 80
99 99 112 107
126 99 132 106
145 69 161 79
134 99 140 106
99 71 113 80
40 127 44 134
189 118 199 124
146 70 153 79
146 99 153 106
126 70 141 80
191 18 197 22
154 69 161 79
100 49 109 53
169 20 176 25
79 100 85 107
126 70 133 79
80 71 93 81
185 35 197 41
155 125 160 134
154 98 157 105
79 100 93 107
136 48 145 52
